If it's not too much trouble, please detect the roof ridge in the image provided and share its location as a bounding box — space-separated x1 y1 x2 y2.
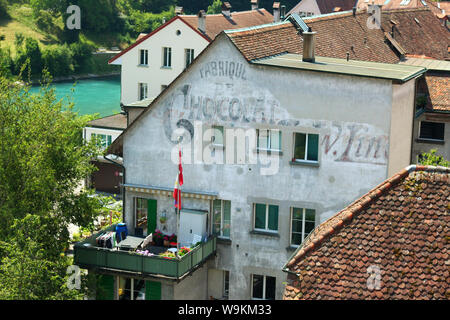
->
182 8 269 18
285 165 450 270
225 20 292 35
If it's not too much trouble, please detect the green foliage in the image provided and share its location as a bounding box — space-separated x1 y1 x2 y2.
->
69 41 93 72
418 149 449 167
0 46 14 78
14 36 42 78
0 0 8 18
0 75 106 299
34 9 56 34
207 0 222 14
126 7 175 36
42 44 74 77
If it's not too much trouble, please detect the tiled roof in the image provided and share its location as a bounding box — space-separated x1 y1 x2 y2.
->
316 0 358 13
288 0 358 15
180 9 274 40
227 8 449 63
87 113 127 130
356 0 447 16
283 165 450 300
424 73 450 112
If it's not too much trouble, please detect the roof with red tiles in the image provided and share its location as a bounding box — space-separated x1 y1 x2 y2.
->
283 165 450 300
288 0 358 15
180 9 274 41
226 8 449 63
424 73 450 112
356 0 448 17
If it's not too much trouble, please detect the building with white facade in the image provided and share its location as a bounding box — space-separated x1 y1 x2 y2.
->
72 17 427 300
108 1 274 113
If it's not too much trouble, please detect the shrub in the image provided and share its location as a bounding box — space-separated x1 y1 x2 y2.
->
35 9 54 33
0 47 13 78
0 0 8 19
42 44 74 77
69 41 93 72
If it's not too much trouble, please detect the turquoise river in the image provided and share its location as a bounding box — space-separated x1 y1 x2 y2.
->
30 76 121 117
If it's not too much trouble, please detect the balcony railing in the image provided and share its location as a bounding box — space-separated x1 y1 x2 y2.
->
74 224 217 279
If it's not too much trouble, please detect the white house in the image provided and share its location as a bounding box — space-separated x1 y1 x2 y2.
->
90 19 426 300
109 1 274 114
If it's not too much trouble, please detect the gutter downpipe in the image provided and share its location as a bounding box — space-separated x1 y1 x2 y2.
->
103 155 126 223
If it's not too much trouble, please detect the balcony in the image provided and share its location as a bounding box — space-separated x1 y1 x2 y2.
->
74 224 217 280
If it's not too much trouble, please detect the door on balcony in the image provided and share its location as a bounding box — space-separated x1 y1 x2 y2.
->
147 199 157 235
146 281 161 300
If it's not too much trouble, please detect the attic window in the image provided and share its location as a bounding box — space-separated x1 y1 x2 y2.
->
414 18 420 25
390 19 398 25
176 30 181 36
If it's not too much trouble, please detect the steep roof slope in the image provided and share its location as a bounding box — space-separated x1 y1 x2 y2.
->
283 165 450 300
227 8 449 63
181 9 274 40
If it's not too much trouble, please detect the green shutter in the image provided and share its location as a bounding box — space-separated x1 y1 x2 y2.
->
146 281 161 300
255 204 266 229
307 134 319 161
96 274 114 300
294 133 306 160
268 205 278 231
223 201 231 238
147 199 157 235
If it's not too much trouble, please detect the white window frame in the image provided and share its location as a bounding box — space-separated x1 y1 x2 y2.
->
138 83 148 101
212 199 231 239
290 207 316 247
139 49 148 66
256 129 282 152
293 132 319 163
91 133 112 149
185 48 194 68
251 274 276 300
163 47 172 68
135 197 147 231
253 203 278 233
118 277 145 300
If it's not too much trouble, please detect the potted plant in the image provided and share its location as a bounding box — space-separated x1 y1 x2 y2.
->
153 229 164 246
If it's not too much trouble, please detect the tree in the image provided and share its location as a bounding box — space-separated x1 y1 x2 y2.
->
207 0 222 14
0 75 103 299
418 149 449 167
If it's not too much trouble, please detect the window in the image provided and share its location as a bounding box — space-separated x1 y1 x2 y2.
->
91 133 112 149
291 208 316 246
223 271 230 299
139 49 148 66
163 47 172 67
419 121 445 141
212 200 231 238
135 198 148 235
254 203 278 232
257 129 281 152
293 132 319 162
118 277 146 300
211 125 224 146
185 48 194 68
139 83 148 101
252 275 275 300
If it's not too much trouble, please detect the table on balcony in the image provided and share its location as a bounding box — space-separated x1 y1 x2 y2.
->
117 236 144 251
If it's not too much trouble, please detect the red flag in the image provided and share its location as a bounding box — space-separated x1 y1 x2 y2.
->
173 150 183 210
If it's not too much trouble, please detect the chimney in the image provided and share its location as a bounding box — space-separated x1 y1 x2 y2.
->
222 2 232 18
251 0 259 10
175 6 184 15
302 28 316 63
352 6 356 16
273 2 280 22
198 10 206 33
281 5 286 19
